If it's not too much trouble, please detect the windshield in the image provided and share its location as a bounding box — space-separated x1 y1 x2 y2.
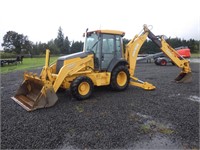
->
84 33 99 52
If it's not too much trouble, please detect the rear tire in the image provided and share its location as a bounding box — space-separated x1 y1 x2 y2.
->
154 59 159 65
70 76 94 100
110 65 130 91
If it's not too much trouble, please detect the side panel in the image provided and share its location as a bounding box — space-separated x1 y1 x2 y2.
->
87 72 111 86
61 72 111 89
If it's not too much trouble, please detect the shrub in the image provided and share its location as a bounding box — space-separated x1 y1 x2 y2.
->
0 52 17 59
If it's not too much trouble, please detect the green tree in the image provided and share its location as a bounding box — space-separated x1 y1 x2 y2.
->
47 40 59 54
123 38 130 53
2 31 32 54
31 42 39 55
31 42 48 55
70 41 83 53
64 36 70 54
55 27 65 54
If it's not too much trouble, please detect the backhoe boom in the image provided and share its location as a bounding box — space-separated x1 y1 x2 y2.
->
145 26 191 74
125 25 192 90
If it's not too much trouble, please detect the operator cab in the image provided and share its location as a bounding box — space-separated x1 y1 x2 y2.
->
84 30 125 71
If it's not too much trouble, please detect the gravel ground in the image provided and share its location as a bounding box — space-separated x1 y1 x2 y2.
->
1 62 199 149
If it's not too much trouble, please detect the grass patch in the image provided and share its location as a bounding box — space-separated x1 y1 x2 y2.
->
158 128 174 134
0 56 58 74
141 124 151 133
75 105 84 113
191 53 200 58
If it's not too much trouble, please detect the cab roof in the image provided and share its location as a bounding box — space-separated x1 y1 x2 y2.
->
88 30 125 37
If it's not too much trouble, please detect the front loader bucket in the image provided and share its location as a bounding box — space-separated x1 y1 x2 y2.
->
175 72 192 83
11 79 58 111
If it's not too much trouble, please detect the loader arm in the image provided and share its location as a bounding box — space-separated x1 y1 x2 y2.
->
52 54 94 92
12 50 94 111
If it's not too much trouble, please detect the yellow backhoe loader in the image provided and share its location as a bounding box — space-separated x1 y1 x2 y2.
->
11 25 192 111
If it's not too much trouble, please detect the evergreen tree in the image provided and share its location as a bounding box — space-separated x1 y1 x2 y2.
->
70 41 83 53
55 26 65 54
47 40 59 54
64 36 70 54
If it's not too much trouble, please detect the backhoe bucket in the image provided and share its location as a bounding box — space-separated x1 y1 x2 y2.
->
175 72 192 83
11 78 58 111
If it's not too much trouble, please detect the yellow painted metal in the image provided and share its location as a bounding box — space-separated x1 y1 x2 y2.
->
159 38 192 82
160 38 191 73
52 54 94 92
130 76 156 90
45 49 50 67
88 30 125 36
87 72 111 86
124 31 155 90
78 82 90 96
117 71 127 86
125 32 148 76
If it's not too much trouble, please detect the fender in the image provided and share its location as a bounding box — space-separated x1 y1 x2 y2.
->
107 58 128 72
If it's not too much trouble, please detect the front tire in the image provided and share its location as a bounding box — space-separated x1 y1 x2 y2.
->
70 76 94 100
110 65 130 91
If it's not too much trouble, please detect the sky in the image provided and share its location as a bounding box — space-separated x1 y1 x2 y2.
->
0 0 199 50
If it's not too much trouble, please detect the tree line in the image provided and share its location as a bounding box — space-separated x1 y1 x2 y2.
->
1 27 84 56
1 27 199 56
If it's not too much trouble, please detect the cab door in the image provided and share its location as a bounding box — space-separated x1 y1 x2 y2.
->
100 34 122 70
101 34 115 70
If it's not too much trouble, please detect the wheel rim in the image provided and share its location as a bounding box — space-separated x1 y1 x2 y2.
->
161 60 166 65
117 71 127 86
78 82 90 96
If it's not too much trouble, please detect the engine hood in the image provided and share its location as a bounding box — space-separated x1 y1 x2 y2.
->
58 51 89 61
56 51 92 73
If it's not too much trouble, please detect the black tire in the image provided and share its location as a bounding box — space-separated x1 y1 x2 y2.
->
154 59 159 65
110 65 130 91
70 76 94 100
57 87 66 93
